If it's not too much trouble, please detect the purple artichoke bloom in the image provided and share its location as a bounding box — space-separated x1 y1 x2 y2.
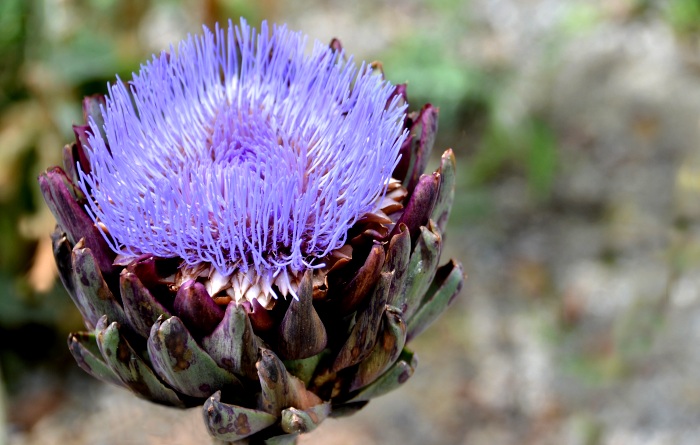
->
39 18 463 444
80 20 406 307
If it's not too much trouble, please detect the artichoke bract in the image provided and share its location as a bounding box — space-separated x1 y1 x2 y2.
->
39 19 464 444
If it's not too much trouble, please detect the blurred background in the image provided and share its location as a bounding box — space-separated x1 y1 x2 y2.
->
3 0 700 443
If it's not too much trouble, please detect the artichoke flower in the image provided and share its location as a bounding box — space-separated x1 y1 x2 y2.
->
39 20 464 444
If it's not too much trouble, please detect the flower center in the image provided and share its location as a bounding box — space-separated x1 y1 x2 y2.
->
209 105 273 166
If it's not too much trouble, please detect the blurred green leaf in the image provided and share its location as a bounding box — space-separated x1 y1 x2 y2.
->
560 3 603 35
465 117 557 202
465 121 516 186
665 0 700 35
525 119 557 201
0 0 31 107
382 31 496 134
42 33 120 84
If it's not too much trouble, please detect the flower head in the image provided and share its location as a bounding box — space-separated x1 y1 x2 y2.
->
79 19 407 303
39 18 463 444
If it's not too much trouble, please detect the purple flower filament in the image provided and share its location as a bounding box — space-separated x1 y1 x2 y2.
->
79 19 407 291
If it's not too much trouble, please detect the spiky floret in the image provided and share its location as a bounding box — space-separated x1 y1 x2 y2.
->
78 19 407 294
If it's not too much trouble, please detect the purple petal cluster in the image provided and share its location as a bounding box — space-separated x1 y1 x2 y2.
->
79 20 407 282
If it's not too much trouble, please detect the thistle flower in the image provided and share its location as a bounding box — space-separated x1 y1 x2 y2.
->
40 19 463 444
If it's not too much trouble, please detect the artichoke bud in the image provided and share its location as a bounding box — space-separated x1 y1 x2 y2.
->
40 19 464 443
